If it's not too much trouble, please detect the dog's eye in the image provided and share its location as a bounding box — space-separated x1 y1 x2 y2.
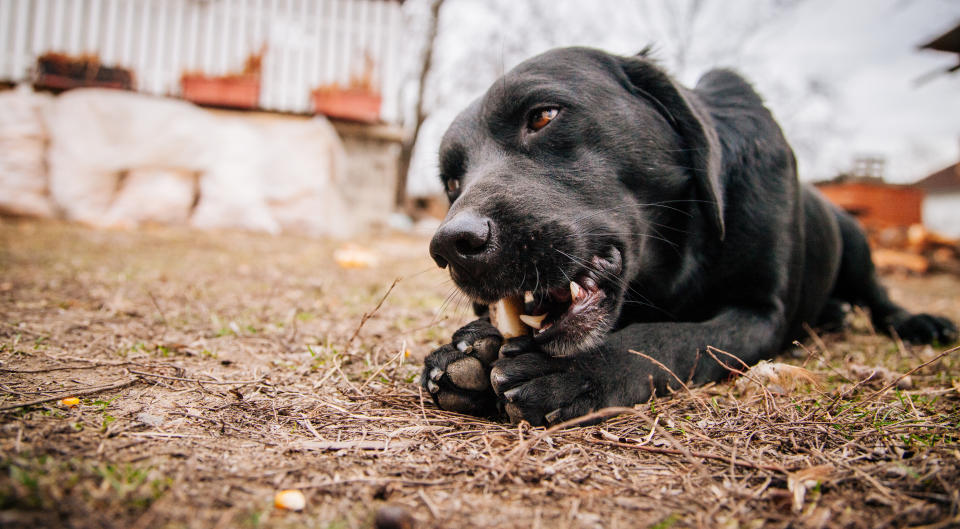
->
446 178 461 195
528 107 559 131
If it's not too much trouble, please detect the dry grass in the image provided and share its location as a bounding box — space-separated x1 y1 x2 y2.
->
1 219 959 529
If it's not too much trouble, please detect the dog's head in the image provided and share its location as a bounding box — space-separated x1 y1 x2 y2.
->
430 47 724 356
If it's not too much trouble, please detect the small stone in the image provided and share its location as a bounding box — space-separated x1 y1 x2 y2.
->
374 504 415 529
136 412 164 427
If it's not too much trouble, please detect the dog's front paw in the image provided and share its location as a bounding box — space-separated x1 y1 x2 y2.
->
421 319 503 417
893 313 958 345
490 353 602 426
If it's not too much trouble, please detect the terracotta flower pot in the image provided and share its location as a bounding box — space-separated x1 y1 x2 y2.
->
311 88 381 123
180 74 260 109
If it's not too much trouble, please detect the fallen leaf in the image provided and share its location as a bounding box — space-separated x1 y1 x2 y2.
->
736 361 819 396
787 465 833 513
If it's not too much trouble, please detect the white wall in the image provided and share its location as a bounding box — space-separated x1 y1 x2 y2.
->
923 192 960 238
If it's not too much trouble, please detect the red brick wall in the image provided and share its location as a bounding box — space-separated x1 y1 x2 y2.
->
816 183 924 229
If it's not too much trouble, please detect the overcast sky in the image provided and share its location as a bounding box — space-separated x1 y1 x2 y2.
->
405 0 960 195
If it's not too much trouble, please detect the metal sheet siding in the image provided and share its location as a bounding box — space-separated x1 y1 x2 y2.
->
0 0 403 122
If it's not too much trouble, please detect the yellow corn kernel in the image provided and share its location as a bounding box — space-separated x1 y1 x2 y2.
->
274 489 305 511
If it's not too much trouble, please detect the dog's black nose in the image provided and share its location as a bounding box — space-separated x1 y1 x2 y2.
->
429 211 494 270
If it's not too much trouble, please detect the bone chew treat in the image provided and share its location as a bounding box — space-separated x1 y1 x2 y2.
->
489 294 528 338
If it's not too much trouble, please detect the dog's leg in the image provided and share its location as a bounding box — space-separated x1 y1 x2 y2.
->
491 306 788 426
815 298 850 333
831 209 957 345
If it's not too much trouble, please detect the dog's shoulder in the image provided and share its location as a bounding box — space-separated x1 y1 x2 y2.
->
692 68 792 172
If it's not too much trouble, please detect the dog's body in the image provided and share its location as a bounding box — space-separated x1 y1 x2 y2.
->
421 47 957 426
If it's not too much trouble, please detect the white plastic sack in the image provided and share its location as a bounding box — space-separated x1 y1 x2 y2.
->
44 89 224 227
0 86 55 218
103 167 197 228
189 118 280 234
42 89 354 236
256 117 354 237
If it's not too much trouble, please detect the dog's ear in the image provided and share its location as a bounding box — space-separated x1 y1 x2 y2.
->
619 57 725 240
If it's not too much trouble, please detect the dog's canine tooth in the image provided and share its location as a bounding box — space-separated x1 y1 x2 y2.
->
570 281 583 301
518 313 548 329
524 291 534 304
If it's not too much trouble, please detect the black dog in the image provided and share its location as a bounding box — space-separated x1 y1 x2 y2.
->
421 47 957 426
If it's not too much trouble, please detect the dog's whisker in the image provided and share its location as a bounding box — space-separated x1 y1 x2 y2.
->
620 298 676 317
570 202 642 223
570 198 708 224
429 286 464 327
580 230 680 250
452 291 473 320
552 247 634 292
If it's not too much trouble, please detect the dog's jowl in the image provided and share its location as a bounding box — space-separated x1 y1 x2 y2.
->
421 47 958 426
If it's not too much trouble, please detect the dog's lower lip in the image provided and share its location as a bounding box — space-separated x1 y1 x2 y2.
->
526 263 610 343
532 282 606 342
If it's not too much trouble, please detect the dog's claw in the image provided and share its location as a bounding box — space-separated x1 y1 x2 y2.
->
429 367 444 382
490 367 509 395
427 380 440 394
545 408 563 424
504 403 523 424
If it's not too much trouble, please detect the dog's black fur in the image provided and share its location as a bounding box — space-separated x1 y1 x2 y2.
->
421 47 957 426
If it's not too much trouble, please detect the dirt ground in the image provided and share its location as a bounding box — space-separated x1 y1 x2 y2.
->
1 219 959 529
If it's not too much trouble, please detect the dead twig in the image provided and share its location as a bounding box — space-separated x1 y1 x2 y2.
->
358 341 407 391
0 362 130 373
417 488 441 519
294 476 449 489
286 439 413 452
629 348 708 412
145 288 169 336
0 378 139 412
860 344 959 403
587 434 788 474
127 369 263 386
347 277 400 346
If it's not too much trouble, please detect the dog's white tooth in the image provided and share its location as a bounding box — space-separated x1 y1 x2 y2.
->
524 291 534 304
570 281 583 301
490 295 527 338
519 313 547 329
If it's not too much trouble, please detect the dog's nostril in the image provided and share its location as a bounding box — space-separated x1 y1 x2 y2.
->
454 222 490 255
430 212 494 269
